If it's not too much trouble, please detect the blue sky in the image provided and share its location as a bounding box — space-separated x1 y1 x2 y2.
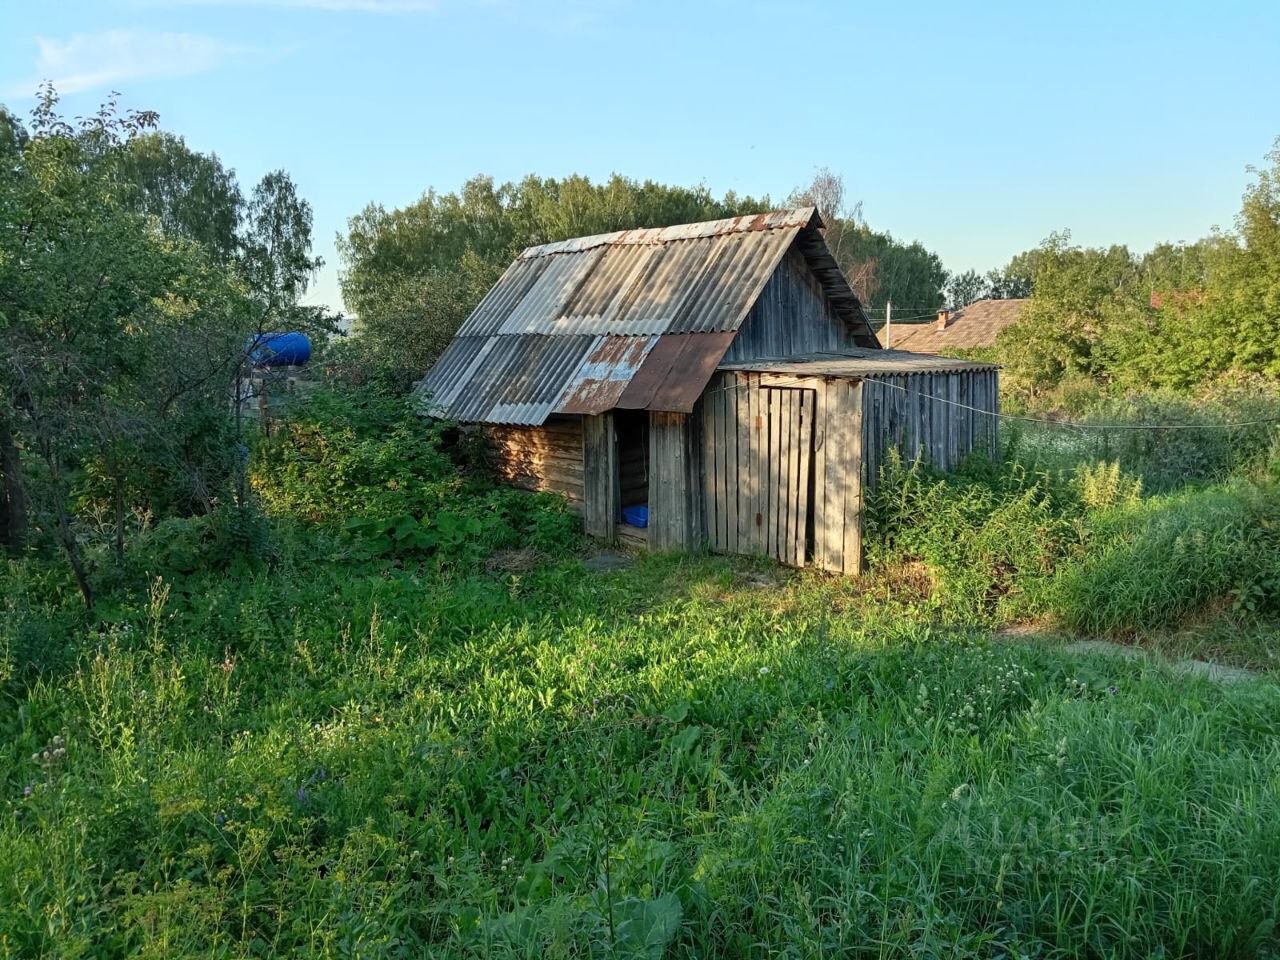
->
3 0 1278 315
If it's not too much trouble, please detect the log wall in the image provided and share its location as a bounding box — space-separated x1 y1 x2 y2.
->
484 415 585 510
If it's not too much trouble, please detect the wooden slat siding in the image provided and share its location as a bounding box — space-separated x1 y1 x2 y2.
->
772 390 785 562
989 371 1001 454
845 380 865 572
755 386 766 556
701 377 719 550
778 391 788 568
824 381 844 576
581 413 617 539
860 369 1000 492
687 399 706 546
812 380 834 571
794 390 814 565
719 375 732 549
724 376 739 553
713 377 728 550
736 373 754 550
649 412 671 549
650 407 708 551
671 411 688 548
767 389 781 560
719 377 731 548
722 247 862 363
826 379 855 572
650 412 680 547
750 374 766 555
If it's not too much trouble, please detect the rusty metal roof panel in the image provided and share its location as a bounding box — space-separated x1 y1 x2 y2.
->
553 245 662 335
477 335 598 424
555 334 658 415
415 336 492 415
666 229 795 333
615 331 736 413
417 335 598 425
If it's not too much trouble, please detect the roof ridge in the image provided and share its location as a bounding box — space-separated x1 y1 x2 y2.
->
518 206 819 260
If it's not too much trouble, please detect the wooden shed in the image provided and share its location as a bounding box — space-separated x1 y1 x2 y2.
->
417 208 998 573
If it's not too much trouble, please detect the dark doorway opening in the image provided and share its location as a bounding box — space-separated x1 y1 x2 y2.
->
615 410 649 542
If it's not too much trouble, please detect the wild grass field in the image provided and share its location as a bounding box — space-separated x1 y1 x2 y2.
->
3 389 1280 958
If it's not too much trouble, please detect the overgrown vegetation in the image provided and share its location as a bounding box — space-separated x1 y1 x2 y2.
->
4 86 1280 957
865 410 1280 645
3 370 1279 955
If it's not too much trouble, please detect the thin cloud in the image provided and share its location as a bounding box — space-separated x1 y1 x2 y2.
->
4 29 253 98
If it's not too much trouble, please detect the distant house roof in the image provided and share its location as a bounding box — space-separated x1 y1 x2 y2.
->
418 208 876 425
879 298 1027 354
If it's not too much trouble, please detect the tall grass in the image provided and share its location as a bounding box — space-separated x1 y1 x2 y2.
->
2 552 1279 957
864 396 1280 637
2 385 1279 956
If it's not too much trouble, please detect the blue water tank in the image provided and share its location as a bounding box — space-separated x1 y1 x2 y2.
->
248 332 311 367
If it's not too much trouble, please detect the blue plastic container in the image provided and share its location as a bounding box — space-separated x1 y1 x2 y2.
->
247 331 312 367
622 504 648 528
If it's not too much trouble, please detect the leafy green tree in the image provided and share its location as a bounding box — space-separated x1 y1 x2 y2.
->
945 268 987 308
118 132 244 263
995 233 1144 403
1200 138 1280 378
0 87 325 607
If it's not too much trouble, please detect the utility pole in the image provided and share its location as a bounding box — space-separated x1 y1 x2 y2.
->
884 300 892 348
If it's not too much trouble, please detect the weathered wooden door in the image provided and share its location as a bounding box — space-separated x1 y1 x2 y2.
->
760 386 815 566
702 377 819 567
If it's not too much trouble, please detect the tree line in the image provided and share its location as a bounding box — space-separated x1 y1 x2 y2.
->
337 167 974 386
990 140 1280 409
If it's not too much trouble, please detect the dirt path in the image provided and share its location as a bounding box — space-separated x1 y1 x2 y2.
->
997 629 1265 684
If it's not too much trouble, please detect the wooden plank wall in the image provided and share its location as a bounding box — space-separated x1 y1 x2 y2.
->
581 413 618 539
859 369 999 491
814 378 863 574
648 410 704 550
721 247 861 362
699 372 864 574
485 415 585 511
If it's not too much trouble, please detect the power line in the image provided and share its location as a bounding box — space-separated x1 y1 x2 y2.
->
861 377 1280 431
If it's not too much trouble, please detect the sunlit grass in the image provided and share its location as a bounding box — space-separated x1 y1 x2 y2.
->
3 549 1279 957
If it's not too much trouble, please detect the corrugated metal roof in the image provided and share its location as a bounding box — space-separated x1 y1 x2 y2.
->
557 334 658 415
417 207 876 425
616 332 737 413
718 347 999 377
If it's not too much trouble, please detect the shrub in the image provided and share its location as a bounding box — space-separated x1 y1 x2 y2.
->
864 452 1078 622
1043 481 1280 634
1006 386 1280 492
251 385 579 568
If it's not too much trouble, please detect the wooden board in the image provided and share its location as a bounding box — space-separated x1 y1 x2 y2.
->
582 413 617 540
